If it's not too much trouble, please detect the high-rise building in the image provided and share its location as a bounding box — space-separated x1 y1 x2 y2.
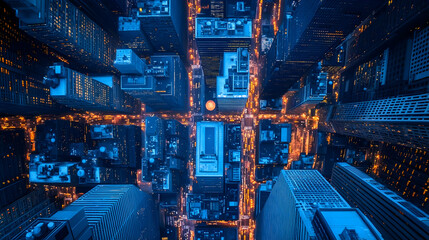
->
0 129 27 208
200 0 226 18
319 0 429 150
285 63 328 115
256 170 382 240
0 188 58 240
136 0 187 59
118 53 188 112
45 64 141 114
194 122 224 193
118 18 154 57
4 0 116 72
196 17 252 88
332 162 429 240
11 206 92 240
114 49 147 75
0 2 73 115
216 48 249 112
261 0 384 99
256 120 291 181
69 185 160 240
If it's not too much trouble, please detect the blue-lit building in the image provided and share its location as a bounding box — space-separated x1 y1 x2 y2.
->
286 63 328 115
88 125 142 169
117 51 188 112
118 16 153 57
0 2 73 115
195 121 224 193
62 185 159 240
29 120 139 185
196 17 252 89
261 0 384 99
45 63 141 114
216 48 249 112
1 188 58 240
332 162 429 240
256 120 291 181
318 0 429 150
142 116 165 181
11 206 92 240
114 48 147 75
143 117 188 193
136 0 187 59
4 0 116 73
256 170 382 240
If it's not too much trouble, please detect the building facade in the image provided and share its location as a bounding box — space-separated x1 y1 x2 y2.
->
332 162 429 240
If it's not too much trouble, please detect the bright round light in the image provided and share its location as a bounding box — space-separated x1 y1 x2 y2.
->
205 100 216 111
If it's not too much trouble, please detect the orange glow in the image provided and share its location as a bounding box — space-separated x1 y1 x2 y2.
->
205 100 216 111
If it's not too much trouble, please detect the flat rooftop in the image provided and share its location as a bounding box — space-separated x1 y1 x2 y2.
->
317 208 382 240
196 18 252 38
217 49 249 99
137 0 170 16
196 122 224 177
283 170 350 210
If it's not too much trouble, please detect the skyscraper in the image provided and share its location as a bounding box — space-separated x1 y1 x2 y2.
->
319 0 429 150
118 17 154 57
256 170 382 239
69 185 160 240
4 0 116 72
216 48 249 112
45 64 141 114
0 129 27 208
0 1 70 115
119 53 188 112
136 0 187 59
261 0 384 99
196 17 252 88
332 162 429 240
30 120 139 185
11 206 92 240
195 122 224 193
256 120 291 181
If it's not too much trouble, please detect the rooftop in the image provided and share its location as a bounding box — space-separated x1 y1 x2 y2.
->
316 208 382 240
196 122 224 177
136 0 170 16
217 49 249 99
196 18 252 38
283 170 350 210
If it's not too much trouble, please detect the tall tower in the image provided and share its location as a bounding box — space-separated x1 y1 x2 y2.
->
69 185 160 240
256 170 382 239
261 0 385 100
332 163 429 240
4 0 116 72
136 0 187 59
